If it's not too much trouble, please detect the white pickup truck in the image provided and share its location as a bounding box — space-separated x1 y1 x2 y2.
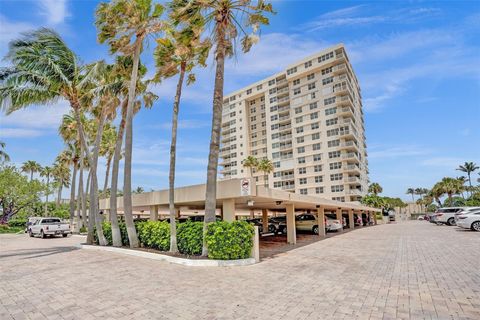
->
28 217 71 238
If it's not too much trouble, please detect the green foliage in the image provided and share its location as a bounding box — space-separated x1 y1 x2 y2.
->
443 196 466 207
94 221 130 246
50 204 70 219
0 225 23 233
137 221 170 251
177 221 203 255
7 218 27 228
205 221 254 260
79 226 87 233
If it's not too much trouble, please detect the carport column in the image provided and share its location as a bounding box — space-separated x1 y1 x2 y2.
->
250 209 255 219
222 199 235 222
317 207 326 238
149 205 158 221
349 209 354 230
286 203 296 244
373 211 378 225
336 208 343 231
262 209 269 234
176 208 181 219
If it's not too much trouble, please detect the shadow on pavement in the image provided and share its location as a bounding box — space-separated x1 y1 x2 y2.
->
0 246 79 260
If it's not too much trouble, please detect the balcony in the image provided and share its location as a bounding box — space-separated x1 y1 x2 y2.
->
282 184 295 190
333 63 347 75
342 152 359 160
276 87 289 96
276 79 288 86
278 96 290 105
280 174 294 180
279 134 292 141
346 176 361 184
337 106 354 116
279 143 293 151
337 94 353 107
278 124 292 132
343 164 361 173
339 140 357 151
278 114 290 123
347 189 362 195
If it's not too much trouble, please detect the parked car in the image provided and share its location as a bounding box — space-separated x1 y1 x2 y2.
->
28 217 71 238
434 207 470 226
295 213 319 234
456 209 480 231
454 207 480 223
417 215 425 220
325 215 343 232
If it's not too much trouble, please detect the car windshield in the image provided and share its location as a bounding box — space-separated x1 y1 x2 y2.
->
42 218 61 223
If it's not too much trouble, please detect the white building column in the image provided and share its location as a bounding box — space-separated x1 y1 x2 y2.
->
336 208 343 231
222 199 235 222
149 205 158 221
348 209 354 230
317 206 326 238
262 209 269 234
286 203 296 244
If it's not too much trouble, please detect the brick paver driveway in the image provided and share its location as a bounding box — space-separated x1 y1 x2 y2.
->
1 221 479 320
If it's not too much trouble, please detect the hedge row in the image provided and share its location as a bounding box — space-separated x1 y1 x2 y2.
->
95 220 254 260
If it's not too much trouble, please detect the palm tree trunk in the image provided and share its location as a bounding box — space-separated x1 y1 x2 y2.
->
76 162 84 232
69 163 77 227
467 172 473 197
30 171 33 182
110 99 127 247
411 193 414 203
103 155 112 193
123 42 142 248
203 32 226 256
83 169 90 233
57 184 62 206
44 175 50 216
264 173 268 187
168 65 186 253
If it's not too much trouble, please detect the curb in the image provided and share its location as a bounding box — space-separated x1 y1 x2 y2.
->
77 244 257 267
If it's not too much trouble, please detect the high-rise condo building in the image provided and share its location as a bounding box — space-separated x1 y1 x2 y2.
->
219 44 368 202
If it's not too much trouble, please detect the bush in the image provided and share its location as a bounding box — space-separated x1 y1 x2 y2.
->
137 221 170 251
8 218 27 228
0 225 23 233
94 222 130 246
177 221 203 255
205 221 254 260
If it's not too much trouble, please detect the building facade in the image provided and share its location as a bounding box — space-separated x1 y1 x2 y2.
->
220 44 368 202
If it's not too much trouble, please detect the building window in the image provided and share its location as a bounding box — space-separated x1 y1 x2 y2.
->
287 67 297 75
246 88 252 95
270 97 277 104
299 178 307 185
314 165 322 172
327 128 339 137
297 136 304 143
269 88 277 95
274 162 280 168
297 146 305 154
309 102 318 110
330 173 343 181
328 139 340 147
331 185 344 192
325 107 337 116
315 187 324 194
310 112 318 120
293 88 301 95
322 76 333 85
295 116 303 124
321 66 333 75
324 97 336 106
328 151 341 158
329 162 342 170
251 116 256 121
270 105 278 112
313 153 321 161
326 118 338 126
304 60 312 68
312 133 320 140
312 143 321 151
311 122 319 130
268 79 276 86
296 127 304 134
307 73 315 80
298 157 305 164
318 51 334 63
308 83 316 90
295 107 303 114
293 79 300 86
315 176 323 183
298 167 306 174
257 84 263 90
300 188 308 195
270 115 278 121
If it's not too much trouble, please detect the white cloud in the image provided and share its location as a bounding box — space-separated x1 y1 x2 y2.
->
0 100 70 129
0 128 44 138
38 0 70 25
152 119 210 130
368 145 430 159
421 157 466 168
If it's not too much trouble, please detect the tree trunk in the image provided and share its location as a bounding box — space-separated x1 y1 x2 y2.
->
83 169 90 236
411 194 414 203
30 171 33 182
103 155 112 193
110 99 127 247
57 184 62 206
168 65 186 253
123 41 142 248
89 109 108 246
44 175 50 216
203 31 226 256
76 161 84 233
69 163 77 228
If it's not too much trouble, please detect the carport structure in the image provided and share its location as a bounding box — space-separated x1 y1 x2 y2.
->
99 178 381 245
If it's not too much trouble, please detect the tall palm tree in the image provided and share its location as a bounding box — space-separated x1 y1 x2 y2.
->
257 158 274 188
100 122 117 192
0 28 107 245
96 0 164 248
52 162 71 206
430 183 444 207
243 156 259 178
170 0 274 255
41 166 54 216
406 188 415 203
457 162 479 196
368 182 383 195
133 186 144 194
21 160 42 181
154 23 210 254
439 177 464 205
0 141 10 162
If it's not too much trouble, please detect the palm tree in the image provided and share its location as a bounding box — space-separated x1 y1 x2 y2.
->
52 162 71 206
154 24 209 253
96 0 164 248
0 141 10 162
21 160 42 181
0 28 107 245
430 183 444 207
439 177 464 205
243 156 259 178
100 122 117 192
368 182 383 195
133 186 144 194
406 188 415 202
257 158 274 188
170 0 274 255
41 166 54 216
457 162 479 196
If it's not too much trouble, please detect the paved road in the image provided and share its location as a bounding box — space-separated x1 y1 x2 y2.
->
1 221 479 320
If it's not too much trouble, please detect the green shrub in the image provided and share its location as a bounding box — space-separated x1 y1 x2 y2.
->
0 225 23 233
94 222 130 246
177 221 203 255
79 226 87 233
205 221 254 260
8 218 27 228
137 221 170 251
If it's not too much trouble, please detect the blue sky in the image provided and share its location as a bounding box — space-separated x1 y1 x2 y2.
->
0 0 479 201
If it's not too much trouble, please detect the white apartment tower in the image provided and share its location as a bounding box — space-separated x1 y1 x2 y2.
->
219 44 368 202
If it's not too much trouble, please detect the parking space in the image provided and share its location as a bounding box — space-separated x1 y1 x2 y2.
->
1 221 479 319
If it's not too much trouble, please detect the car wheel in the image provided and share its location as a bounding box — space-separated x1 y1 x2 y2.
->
62 234 68 238
313 225 319 235
28 229 34 237
447 218 455 226
268 225 276 233
40 230 46 239
281 226 287 234
471 221 480 232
